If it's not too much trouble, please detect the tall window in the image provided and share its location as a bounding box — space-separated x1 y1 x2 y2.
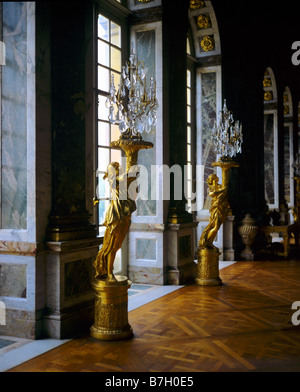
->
186 37 195 213
263 67 279 210
283 87 294 209
96 12 125 273
96 13 123 236
186 69 193 212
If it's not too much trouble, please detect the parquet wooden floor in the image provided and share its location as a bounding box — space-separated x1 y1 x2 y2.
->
7 260 300 373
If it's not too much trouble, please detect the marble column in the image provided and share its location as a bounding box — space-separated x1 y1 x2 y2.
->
47 2 96 242
162 0 198 283
163 0 193 226
223 215 236 261
43 2 99 338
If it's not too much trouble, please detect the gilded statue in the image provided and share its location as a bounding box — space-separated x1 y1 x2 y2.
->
199 173 230 250
94 162 138 282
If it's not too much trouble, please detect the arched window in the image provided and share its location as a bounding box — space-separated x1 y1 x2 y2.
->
283 86 294 211
186 34 196 214
263 67 279 210
188 0 223 251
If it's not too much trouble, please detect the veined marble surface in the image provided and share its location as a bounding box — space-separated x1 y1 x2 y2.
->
1 2 31 230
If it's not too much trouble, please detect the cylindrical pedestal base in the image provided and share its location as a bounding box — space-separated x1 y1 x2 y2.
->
90 275 133 341
196 248 223 286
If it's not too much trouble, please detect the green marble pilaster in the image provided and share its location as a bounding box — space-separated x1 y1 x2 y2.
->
163 0 192 224
47 2 96 241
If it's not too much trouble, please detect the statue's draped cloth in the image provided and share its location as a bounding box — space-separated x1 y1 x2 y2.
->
94 163 137 278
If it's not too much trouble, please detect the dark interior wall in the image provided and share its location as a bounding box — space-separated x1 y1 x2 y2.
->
40 0 300 235
212 0 300 226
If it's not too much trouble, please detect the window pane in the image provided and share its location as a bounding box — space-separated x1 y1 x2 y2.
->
187 106 191 124
96 172 109 199
98 95 109 120
111 47 121 72
98 40 109 67
111 22 121 48
98 66 109 92
187 38 191 56
98 14 109 41
111 148 122 164
111 124 121 142
98 147 110 172
187 126 191 144
98 200 110 225
98 121 110 146
187 70 191 88
187 88 191 106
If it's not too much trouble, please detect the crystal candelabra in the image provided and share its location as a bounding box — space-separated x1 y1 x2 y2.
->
212 100 243 161
106 44 159 140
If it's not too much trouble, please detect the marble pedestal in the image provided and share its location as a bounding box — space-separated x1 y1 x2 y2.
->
167 222 198 285
43 237 102 339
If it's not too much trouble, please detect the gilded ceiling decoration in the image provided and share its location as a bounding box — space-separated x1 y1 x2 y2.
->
264 91 273 102
196 14 211 29
190 0 205 10
200 35 215 52
263 78 272 88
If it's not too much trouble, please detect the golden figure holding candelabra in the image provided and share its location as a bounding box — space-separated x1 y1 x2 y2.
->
196 100 242 286
90 45 156 340
199 173 230 250
94 162 138 282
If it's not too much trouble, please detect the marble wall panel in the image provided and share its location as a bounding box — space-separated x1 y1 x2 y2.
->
0 264 27 298
64 258 93 298
136 238 156 261
1 2 29 230
201 72 217 210
283 125 291 205
136 29 157 217
0 254 36 313
264 113 275 206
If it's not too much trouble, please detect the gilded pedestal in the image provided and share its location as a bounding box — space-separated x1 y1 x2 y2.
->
196 248 222 286
90 275 133 341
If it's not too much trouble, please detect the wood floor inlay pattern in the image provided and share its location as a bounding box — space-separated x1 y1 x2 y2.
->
8 261 300 372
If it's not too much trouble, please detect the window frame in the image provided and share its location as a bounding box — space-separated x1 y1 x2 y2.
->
94 1 129 236
93 0 130 276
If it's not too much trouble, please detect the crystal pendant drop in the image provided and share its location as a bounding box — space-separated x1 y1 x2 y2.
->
108 106 116 124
